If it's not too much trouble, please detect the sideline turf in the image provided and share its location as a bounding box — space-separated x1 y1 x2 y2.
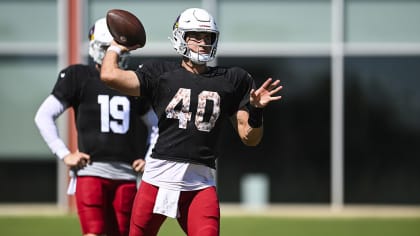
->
0 215 419 236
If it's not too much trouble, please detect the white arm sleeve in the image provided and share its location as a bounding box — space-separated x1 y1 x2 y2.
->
34 95 70 160
140 108 159 159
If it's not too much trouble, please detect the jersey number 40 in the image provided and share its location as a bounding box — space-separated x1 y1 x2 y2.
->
165 88 220 132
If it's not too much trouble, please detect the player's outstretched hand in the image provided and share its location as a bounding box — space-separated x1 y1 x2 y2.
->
250 78 283 108
132 158 146 173
63 151 91 169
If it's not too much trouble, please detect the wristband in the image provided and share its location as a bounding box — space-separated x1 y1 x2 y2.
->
107 45 122 55
247 104 264 128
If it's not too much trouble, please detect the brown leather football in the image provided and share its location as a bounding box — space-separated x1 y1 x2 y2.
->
106 9 146 47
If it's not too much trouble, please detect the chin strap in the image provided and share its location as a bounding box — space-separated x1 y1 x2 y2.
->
186 48 211 65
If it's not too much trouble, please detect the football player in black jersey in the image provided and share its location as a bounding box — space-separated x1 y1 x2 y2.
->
101 8 283 236
35 18 158 236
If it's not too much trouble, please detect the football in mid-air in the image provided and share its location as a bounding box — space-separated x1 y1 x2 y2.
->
106 9 146 48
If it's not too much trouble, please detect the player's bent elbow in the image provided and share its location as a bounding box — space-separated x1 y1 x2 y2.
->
34 108 46 130
101 72 123 91
34 112 41 129
241 136 262 147
239 126 263 146
100 71 114 85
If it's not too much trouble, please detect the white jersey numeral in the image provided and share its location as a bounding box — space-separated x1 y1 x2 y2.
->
165 88 220 132
97 95 130 134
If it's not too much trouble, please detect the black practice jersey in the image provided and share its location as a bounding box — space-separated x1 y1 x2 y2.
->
52 64 150 164
135 60 255 168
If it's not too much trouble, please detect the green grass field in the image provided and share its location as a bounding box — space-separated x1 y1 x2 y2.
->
0 215 419 236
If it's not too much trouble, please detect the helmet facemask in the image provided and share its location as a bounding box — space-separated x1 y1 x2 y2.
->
185 31 218 65
88 18 129 68
170 8 219 65
88 40 108 65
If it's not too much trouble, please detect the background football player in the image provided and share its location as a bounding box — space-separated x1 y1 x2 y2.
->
35 17 158 236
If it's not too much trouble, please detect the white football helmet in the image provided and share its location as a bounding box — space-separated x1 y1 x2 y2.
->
170 8 219 64
88 18 129 67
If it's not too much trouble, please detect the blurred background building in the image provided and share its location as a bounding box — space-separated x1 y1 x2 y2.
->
0 0 419 211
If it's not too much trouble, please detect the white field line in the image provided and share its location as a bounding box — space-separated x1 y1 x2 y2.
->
0 203 420 218
0 204 68 216
221 204 420 218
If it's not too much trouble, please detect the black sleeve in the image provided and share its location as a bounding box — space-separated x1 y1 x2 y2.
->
135 60 161 101
51 65 83 107
231 67 255 111
135 60 180 103
137 97 152 116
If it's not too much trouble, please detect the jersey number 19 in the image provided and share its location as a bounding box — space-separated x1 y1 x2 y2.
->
97 95 130 134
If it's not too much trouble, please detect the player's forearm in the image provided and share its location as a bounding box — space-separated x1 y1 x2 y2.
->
101 48 140 96
235 109 263 146
100 49 122 87
34 95 70 159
